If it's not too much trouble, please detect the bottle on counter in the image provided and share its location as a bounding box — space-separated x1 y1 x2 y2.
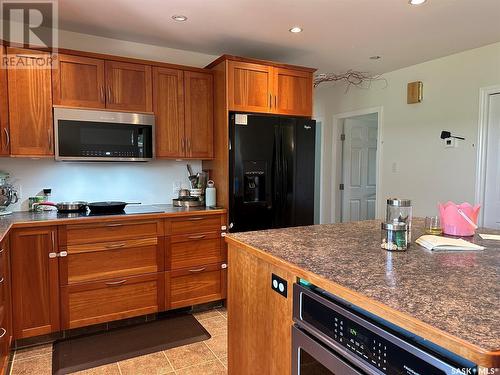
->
205 180 216 207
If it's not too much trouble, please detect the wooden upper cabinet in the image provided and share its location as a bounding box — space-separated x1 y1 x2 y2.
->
184 71 214 159
224 58 314 116
105 61 152 112
227 61 273 113
0 46 9 156
10 226 60 339
153 67 185 158
7 47 54 157
274 68 313 116
52 54 105 108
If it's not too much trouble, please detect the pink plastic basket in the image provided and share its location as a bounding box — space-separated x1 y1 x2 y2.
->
438 202 480 237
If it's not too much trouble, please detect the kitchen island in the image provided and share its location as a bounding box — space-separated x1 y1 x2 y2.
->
225 219 500 374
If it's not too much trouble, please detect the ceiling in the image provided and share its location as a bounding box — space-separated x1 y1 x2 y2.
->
57 0 500 73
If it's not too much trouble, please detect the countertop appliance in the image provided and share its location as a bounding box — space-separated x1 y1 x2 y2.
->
229 113 316 232
0 172 19 215
54 108 154 162
292 283 477 375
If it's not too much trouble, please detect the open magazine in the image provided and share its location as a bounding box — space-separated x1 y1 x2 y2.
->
415 235 484 251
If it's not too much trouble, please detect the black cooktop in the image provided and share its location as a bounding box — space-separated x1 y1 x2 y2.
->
54 205 164 219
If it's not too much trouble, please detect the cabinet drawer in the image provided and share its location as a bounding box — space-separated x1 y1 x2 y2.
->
167 263 226 309
169 233 223 270
62 237 163 284
61 273 163 329
167 215 222 235
64 220 161 245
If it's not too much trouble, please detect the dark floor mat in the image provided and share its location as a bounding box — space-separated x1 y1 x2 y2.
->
52 313 210 375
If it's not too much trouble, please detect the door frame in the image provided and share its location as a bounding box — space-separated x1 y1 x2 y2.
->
475 85 500 226
331 107 384 222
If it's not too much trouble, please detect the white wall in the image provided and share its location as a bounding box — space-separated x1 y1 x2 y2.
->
315 42 500 222
1 28 217 211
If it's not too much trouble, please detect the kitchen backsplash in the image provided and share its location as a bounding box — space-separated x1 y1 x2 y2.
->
1 158 203 212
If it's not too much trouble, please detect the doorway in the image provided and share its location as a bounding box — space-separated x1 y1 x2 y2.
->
340 113 379 222
482 93 500 228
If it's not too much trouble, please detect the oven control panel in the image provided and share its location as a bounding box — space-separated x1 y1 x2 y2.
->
293 284 476 375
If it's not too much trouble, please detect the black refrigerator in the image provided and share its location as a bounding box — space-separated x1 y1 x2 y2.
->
229 113 316 232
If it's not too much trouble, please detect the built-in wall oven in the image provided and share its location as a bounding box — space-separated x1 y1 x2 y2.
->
54 108 154 161
292 283 477 375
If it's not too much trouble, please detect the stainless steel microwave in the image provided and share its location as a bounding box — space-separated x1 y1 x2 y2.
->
54 108 155 162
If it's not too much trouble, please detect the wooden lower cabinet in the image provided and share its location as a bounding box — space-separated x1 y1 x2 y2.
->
227 244 295 375
10 227 60 339
166 263 226 309
169 233 223 270
61 273 164 329
0 236 12 373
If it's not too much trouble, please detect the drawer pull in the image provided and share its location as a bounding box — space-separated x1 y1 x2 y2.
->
0 248 4 254
187 217 204 221
105 279 127 286
49 252 58 259
187 235 206 240
0 328 5 338
59 251 68 257
106 223 123 228
188 267 206 273
0 277 4 283
105 242 126 249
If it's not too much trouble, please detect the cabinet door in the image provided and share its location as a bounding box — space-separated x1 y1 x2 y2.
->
0 46 9 156
273 68 313 116
227 61 272 113
52 54 105 108
166 263 226 309
105 61 152 112
7 47 53 157
152 67 185 158
0 237 11 369
184 71 213 159
10 227 60 339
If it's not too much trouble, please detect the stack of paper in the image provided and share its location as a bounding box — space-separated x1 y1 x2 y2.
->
415 235 484 251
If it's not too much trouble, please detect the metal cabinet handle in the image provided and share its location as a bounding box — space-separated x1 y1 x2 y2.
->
59 251 68 257
48 128 53 151
105 279 127 286
0 278 4 284
0 328 6 338
221 263 228 269
0 248 4 254
187 217 204 221
188 267 206 273
107 87 113 104
105 242 126 249
100 86 105 103
49 252 57 259
3 128 9 149
269 93 272 108
187 235 206 240
106 223 122 227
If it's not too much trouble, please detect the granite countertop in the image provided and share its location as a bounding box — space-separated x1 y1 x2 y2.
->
227 219 500 353
0 204 225 242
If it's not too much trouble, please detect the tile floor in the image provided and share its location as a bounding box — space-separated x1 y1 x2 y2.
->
9 307 228 375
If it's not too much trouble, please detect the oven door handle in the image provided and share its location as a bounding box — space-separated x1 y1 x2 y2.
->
292 326 365 375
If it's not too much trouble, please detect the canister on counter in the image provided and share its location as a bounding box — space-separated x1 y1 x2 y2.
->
386 198 413 243
381 222 408 251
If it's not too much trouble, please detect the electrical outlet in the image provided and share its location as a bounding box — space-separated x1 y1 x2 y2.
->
444 138 458 148
271 273 288 298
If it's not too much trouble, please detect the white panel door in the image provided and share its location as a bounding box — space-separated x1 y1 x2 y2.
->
484 93 500 229
341 117 378 222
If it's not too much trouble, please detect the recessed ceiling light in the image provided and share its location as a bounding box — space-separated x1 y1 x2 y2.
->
172 15 188 22
369 55 382 60
409 0 427 5
289 26 303 33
